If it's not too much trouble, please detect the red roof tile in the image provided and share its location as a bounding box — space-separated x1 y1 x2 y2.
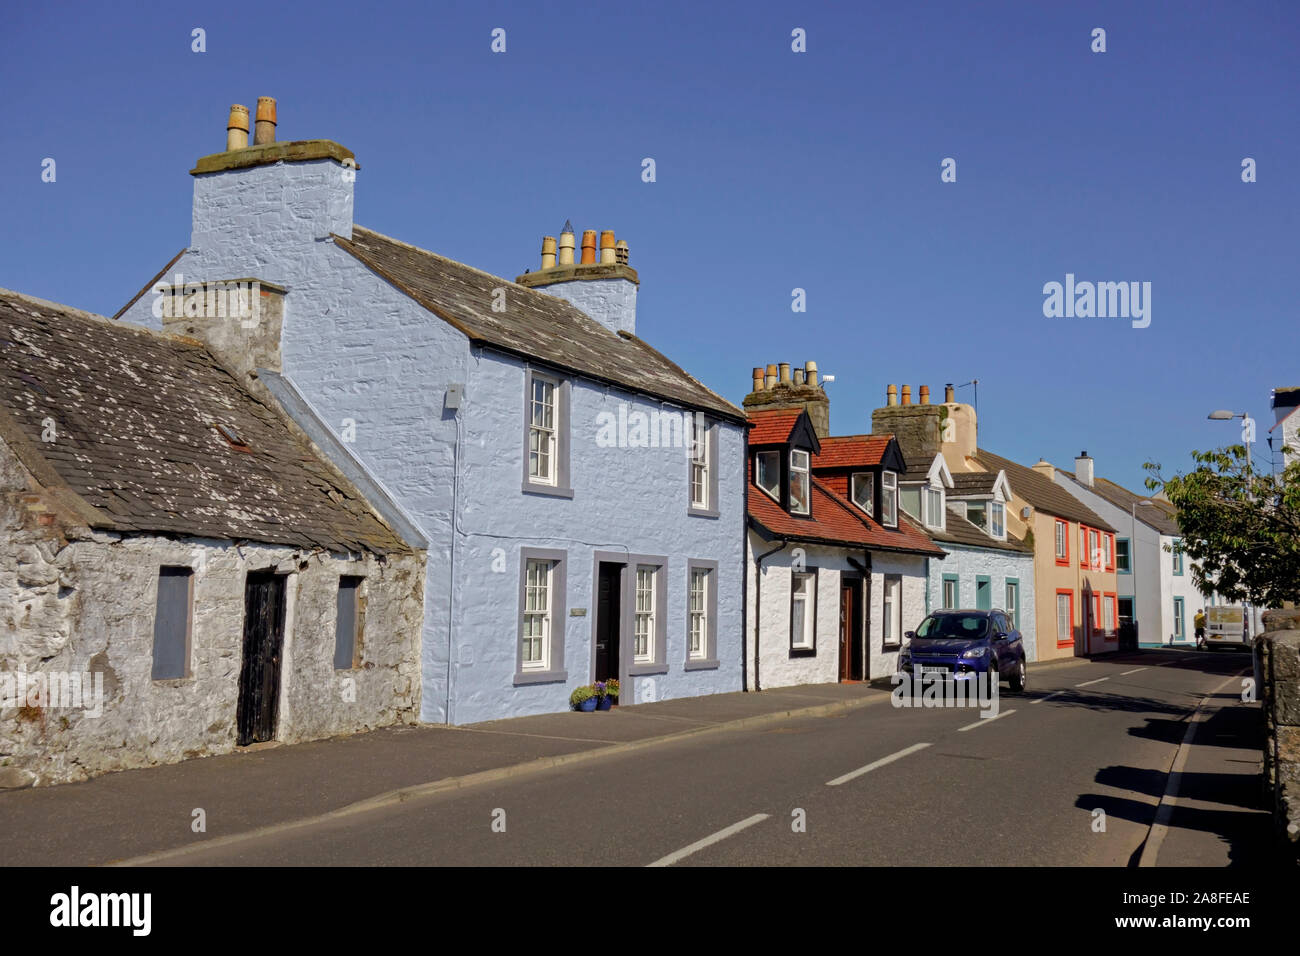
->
747 456 943 556
747 408 802 444
812 434 892 469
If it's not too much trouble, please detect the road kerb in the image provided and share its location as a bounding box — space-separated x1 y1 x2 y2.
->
108 689 895 867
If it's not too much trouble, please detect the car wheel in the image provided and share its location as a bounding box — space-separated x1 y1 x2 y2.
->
1009 658 1026 693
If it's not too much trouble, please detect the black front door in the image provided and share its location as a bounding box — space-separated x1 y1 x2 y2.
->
237 571 287 746
595 562 622 682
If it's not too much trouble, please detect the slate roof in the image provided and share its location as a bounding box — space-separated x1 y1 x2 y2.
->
0 289 410 554
1073 473 1181 536
748 409 802 445
973 449 1115 531
334 226 745 423
949 472 1000 495
747 464 944 557
919 506 1033 554
812 434 892 469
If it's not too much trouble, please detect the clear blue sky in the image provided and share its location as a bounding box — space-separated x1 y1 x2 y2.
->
3 0 1296 491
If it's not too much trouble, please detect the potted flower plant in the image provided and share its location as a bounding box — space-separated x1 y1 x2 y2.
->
594 681 613 710
570 685 597 712
604 679 620 708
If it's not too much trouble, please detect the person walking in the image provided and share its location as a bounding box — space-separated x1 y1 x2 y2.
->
1194 608 1207 648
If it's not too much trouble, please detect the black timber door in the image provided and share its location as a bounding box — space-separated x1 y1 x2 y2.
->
595 562 622 682
237 571 287 746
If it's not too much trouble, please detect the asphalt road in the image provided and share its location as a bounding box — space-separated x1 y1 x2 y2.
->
124 650 1259 866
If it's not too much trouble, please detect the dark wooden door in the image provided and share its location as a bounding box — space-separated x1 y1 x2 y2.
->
595 563 621 682
237 571 287 746
839 581 857 681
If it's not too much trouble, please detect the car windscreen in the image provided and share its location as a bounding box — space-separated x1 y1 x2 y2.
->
915 614 990 640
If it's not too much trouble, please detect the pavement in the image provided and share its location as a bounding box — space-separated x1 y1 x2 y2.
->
0 647 1270 866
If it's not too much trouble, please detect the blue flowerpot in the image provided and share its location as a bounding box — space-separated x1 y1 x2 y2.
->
578 697 598 712
597 695 613 711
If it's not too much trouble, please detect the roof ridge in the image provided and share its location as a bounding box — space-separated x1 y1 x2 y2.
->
0 286 219 352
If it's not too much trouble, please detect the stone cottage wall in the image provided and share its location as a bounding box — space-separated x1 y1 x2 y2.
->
1260 608 1300 861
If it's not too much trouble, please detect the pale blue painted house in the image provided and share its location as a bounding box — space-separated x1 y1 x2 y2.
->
116 101 747 724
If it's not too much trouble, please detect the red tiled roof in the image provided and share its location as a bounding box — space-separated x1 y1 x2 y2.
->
812 434 892 469
747 408 802 445
747 458 943 556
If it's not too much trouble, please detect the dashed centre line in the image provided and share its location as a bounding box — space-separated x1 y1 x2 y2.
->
1120 667 1147 676
958 709 1016 732
1076 677 1110 687
646 813 770 867
1032 691 1064 705
826 742 931 786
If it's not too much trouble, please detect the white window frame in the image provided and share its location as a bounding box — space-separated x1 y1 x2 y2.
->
881 471 898 528
1056 593 1072 643
790 571 815 650
634 565 656 663
882 574 903 646
1006 581 1019 629
925 485 945 530
522 558 553 670
689 416 709 510
790 449 811 516
990 500 1005 539
1055 520 1068 560
756 451 780 501
851 473 874 514
528 376 558 486
688 568 708 660
942 577 957 610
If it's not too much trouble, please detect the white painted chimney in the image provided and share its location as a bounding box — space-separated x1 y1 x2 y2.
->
1075 450 1094 487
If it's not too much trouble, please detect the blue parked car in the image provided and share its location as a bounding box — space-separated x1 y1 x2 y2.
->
899 609 1027 692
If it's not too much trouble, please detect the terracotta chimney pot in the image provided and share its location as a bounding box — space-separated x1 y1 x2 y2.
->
253 97 277 146
226 104 250 151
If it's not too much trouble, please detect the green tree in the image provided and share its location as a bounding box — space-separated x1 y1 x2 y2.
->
1144 446 1300 608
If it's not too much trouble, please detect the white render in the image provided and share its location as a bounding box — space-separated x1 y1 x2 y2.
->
926 544 1038 662
746 537 927 688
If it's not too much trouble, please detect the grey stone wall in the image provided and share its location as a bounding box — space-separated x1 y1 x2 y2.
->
1260 607 1300 861
0 437 425 788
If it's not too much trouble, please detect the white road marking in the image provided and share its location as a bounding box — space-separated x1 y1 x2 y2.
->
647 813 770 867
1031 691 1064 705
958 709 1016 732
826 742 931 786
1139 672 1246 867
1120 668 1147 676
1076 677 1110 687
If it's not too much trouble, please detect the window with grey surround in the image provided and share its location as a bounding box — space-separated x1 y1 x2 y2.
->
882 574 903 647
1006 580 1019 629
790 449 810 515
634 565 656 663
942 576 958 610
334 575 364 670
151 566 194 680
687 415 719 517
684 561 719 668
522 369 571 497
790 570 816 654
881 472 898 527
756 451 780 500
516 548 567 684
851 473 874 514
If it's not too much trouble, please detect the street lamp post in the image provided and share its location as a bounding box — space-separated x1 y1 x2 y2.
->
1207 409 1255 473
1131 498 1152 648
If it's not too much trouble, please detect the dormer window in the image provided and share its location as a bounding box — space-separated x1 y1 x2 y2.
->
851 473 874 514
756 451 780 500
881 471 897 527
990 501 1005 539
967 500 987 530
790 450 810 515
924 486 944 531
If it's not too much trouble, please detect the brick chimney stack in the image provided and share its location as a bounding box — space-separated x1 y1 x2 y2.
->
744 360 830 437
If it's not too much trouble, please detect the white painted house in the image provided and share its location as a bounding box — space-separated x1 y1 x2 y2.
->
744 395 943 689
116 99 748 724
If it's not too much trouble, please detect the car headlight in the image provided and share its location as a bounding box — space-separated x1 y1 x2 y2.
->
961 646 988 659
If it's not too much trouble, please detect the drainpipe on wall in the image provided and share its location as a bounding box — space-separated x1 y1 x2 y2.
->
445 403 463 724
753 539 789 692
